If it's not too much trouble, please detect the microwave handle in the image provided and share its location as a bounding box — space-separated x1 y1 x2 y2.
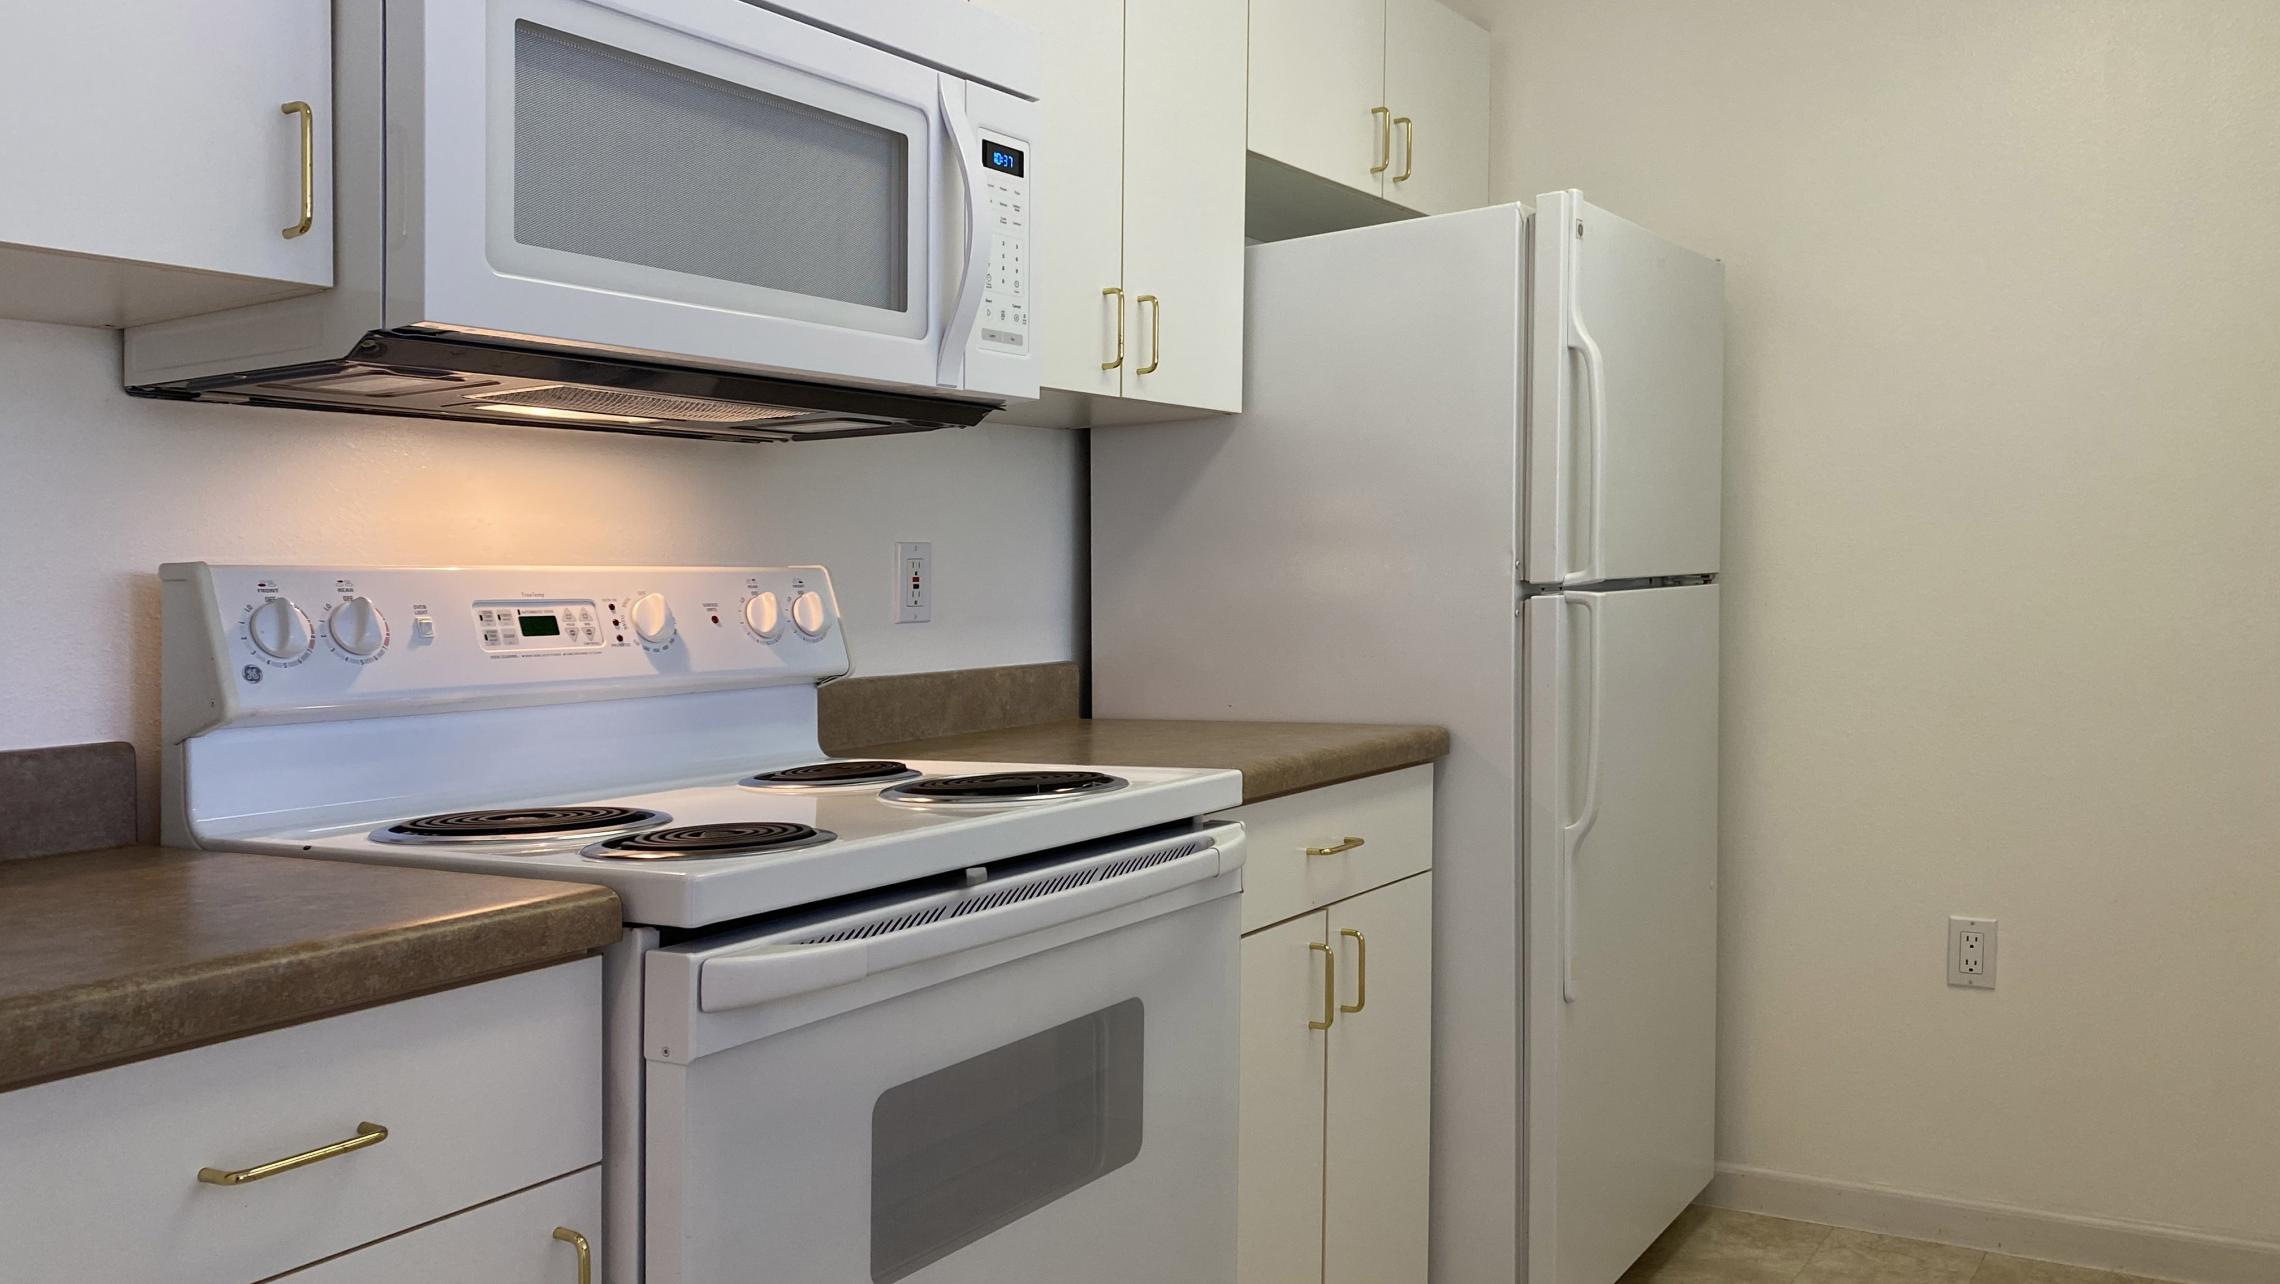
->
935 78 990 387
697 837 1243 1013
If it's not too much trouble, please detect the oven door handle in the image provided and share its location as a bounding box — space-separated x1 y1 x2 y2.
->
935 76 990 388
698 838 1242 1013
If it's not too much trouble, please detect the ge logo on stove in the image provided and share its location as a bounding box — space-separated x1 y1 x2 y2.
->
241 665 263 684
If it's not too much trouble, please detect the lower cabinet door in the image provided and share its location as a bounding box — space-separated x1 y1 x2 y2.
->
1238 910 1331 1284
1323 873 1434 1284
275 1166 601 1283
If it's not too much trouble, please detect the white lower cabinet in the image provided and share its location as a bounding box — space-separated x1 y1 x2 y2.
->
0 959 602 1284
1229 768 1435 1284
275 1166 601 1283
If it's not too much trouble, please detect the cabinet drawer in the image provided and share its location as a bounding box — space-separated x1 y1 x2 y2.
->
274 1166 601 1283
0 959 602 1284
1217 765 1432 932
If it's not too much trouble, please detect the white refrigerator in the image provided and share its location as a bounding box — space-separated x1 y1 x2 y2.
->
1090 194 1724 1284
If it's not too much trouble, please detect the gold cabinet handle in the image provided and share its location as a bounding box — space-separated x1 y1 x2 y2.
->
1306 836 1365 857
1393 116 1415 183
1135 294 1161 375
280 101 315 239
1101 285 1125 370
1370 106 1392 175
197 1121 386 1186
553 1227 593 1284
1308 940 1336 1029
1339 928 1369 1013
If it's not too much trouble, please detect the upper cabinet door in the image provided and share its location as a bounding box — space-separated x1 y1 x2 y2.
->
1123 0 1247 412
0 0 332 316
1526 192 1726 584
1383 0 1490 215
1250 0 1389 198
971 0 1125 398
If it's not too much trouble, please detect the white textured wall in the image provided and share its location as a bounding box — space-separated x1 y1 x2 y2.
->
1493 0 2280 1241
0 319 1083 827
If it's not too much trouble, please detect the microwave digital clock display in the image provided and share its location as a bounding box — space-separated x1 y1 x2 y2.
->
982 140 1025 176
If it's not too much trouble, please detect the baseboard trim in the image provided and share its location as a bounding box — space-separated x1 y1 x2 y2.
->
1701 1164 2280 1284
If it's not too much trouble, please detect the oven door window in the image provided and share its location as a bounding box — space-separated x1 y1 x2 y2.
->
502 19 928 338
870 998 1145 1283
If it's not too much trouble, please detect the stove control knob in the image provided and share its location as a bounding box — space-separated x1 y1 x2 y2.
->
791 590 831 639
247 596 314 661
327 596 388 658
744 591 784 641
628 592 676 645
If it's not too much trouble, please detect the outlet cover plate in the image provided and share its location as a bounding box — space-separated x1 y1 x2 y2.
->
896 541 931 624
1948 916 1997 989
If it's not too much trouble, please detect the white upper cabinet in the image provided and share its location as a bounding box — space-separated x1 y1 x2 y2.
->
0 0 333 327
1121 0 1247 413
1250 0 1389 198
976 0 1245 421
1383 0 1491 216
1248 0 1489 223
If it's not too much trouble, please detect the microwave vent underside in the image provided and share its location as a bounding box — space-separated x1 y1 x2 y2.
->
467 383 803 424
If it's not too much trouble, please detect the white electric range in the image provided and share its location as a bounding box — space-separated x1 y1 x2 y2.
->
160 563 1246 1284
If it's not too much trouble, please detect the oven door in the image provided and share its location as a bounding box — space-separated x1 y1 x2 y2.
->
388 0 981 392
642 826 1244 1284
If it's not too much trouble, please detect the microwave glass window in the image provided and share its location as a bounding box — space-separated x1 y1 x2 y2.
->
516 614 562 638
870 999 1144 1283
512 22 909 311
982 141 1025 176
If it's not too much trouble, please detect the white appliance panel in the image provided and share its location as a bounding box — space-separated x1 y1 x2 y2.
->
643 852 1241 1284
1524 584 1718 1284
1091 205 1527 1284
1526 190 1725 586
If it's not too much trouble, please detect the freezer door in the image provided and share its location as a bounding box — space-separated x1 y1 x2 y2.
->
1524 584 1718 1284
1526 191 1725 585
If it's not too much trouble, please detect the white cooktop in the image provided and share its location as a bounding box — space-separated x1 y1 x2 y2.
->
230 758 1240 927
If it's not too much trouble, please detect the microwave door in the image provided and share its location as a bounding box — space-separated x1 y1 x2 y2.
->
390 0 947 391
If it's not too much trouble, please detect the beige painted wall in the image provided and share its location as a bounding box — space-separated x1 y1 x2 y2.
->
0 319 1085 831
1492 1 2280 1240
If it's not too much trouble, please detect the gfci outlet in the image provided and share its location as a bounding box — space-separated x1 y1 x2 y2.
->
1948 916 1997 989
896 542 932 623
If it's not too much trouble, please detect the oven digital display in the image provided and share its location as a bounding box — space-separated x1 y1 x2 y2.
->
982 140 1025 176
517 614 562 638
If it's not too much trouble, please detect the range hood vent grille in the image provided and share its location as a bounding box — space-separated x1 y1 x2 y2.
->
465 383 804 424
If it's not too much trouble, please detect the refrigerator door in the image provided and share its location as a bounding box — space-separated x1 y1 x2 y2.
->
1525 191 1725 586
1523 583 1718 1284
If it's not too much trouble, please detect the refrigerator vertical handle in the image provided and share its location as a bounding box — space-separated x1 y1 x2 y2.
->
1561 593 1604 1002
1562 315 1610 587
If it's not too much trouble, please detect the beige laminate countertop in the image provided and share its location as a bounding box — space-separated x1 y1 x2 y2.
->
0 846 622 1093
854 718 1449 805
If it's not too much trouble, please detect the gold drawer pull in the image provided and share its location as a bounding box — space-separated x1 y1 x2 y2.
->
1306 836 1365 857
198 1121 387 1186
1308 940 1336 1030
1101 285 1125 370
1339 928 1369 1013
280 100 315 239
553 1227 593 1284
1135 294 1161 375
1370 106 1392 174
1393 115 1415 183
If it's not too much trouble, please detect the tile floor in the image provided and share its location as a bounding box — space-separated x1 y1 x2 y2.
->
1618 1207 2175 1284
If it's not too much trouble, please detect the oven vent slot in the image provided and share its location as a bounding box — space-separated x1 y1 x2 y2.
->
799 906 947 944
777 836 1216 946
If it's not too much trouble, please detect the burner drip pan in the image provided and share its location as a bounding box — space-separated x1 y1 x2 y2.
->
375 806 668 845
881 771 1128 806
583 822 836 861
740 759 920 789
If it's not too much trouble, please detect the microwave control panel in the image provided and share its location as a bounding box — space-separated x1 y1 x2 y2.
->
978 136 1030 354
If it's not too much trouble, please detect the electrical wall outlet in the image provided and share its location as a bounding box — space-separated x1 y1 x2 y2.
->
1948 916 1997 989
896 542 931 623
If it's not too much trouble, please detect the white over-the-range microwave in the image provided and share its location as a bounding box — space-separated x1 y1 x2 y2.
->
124 0 1039 442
